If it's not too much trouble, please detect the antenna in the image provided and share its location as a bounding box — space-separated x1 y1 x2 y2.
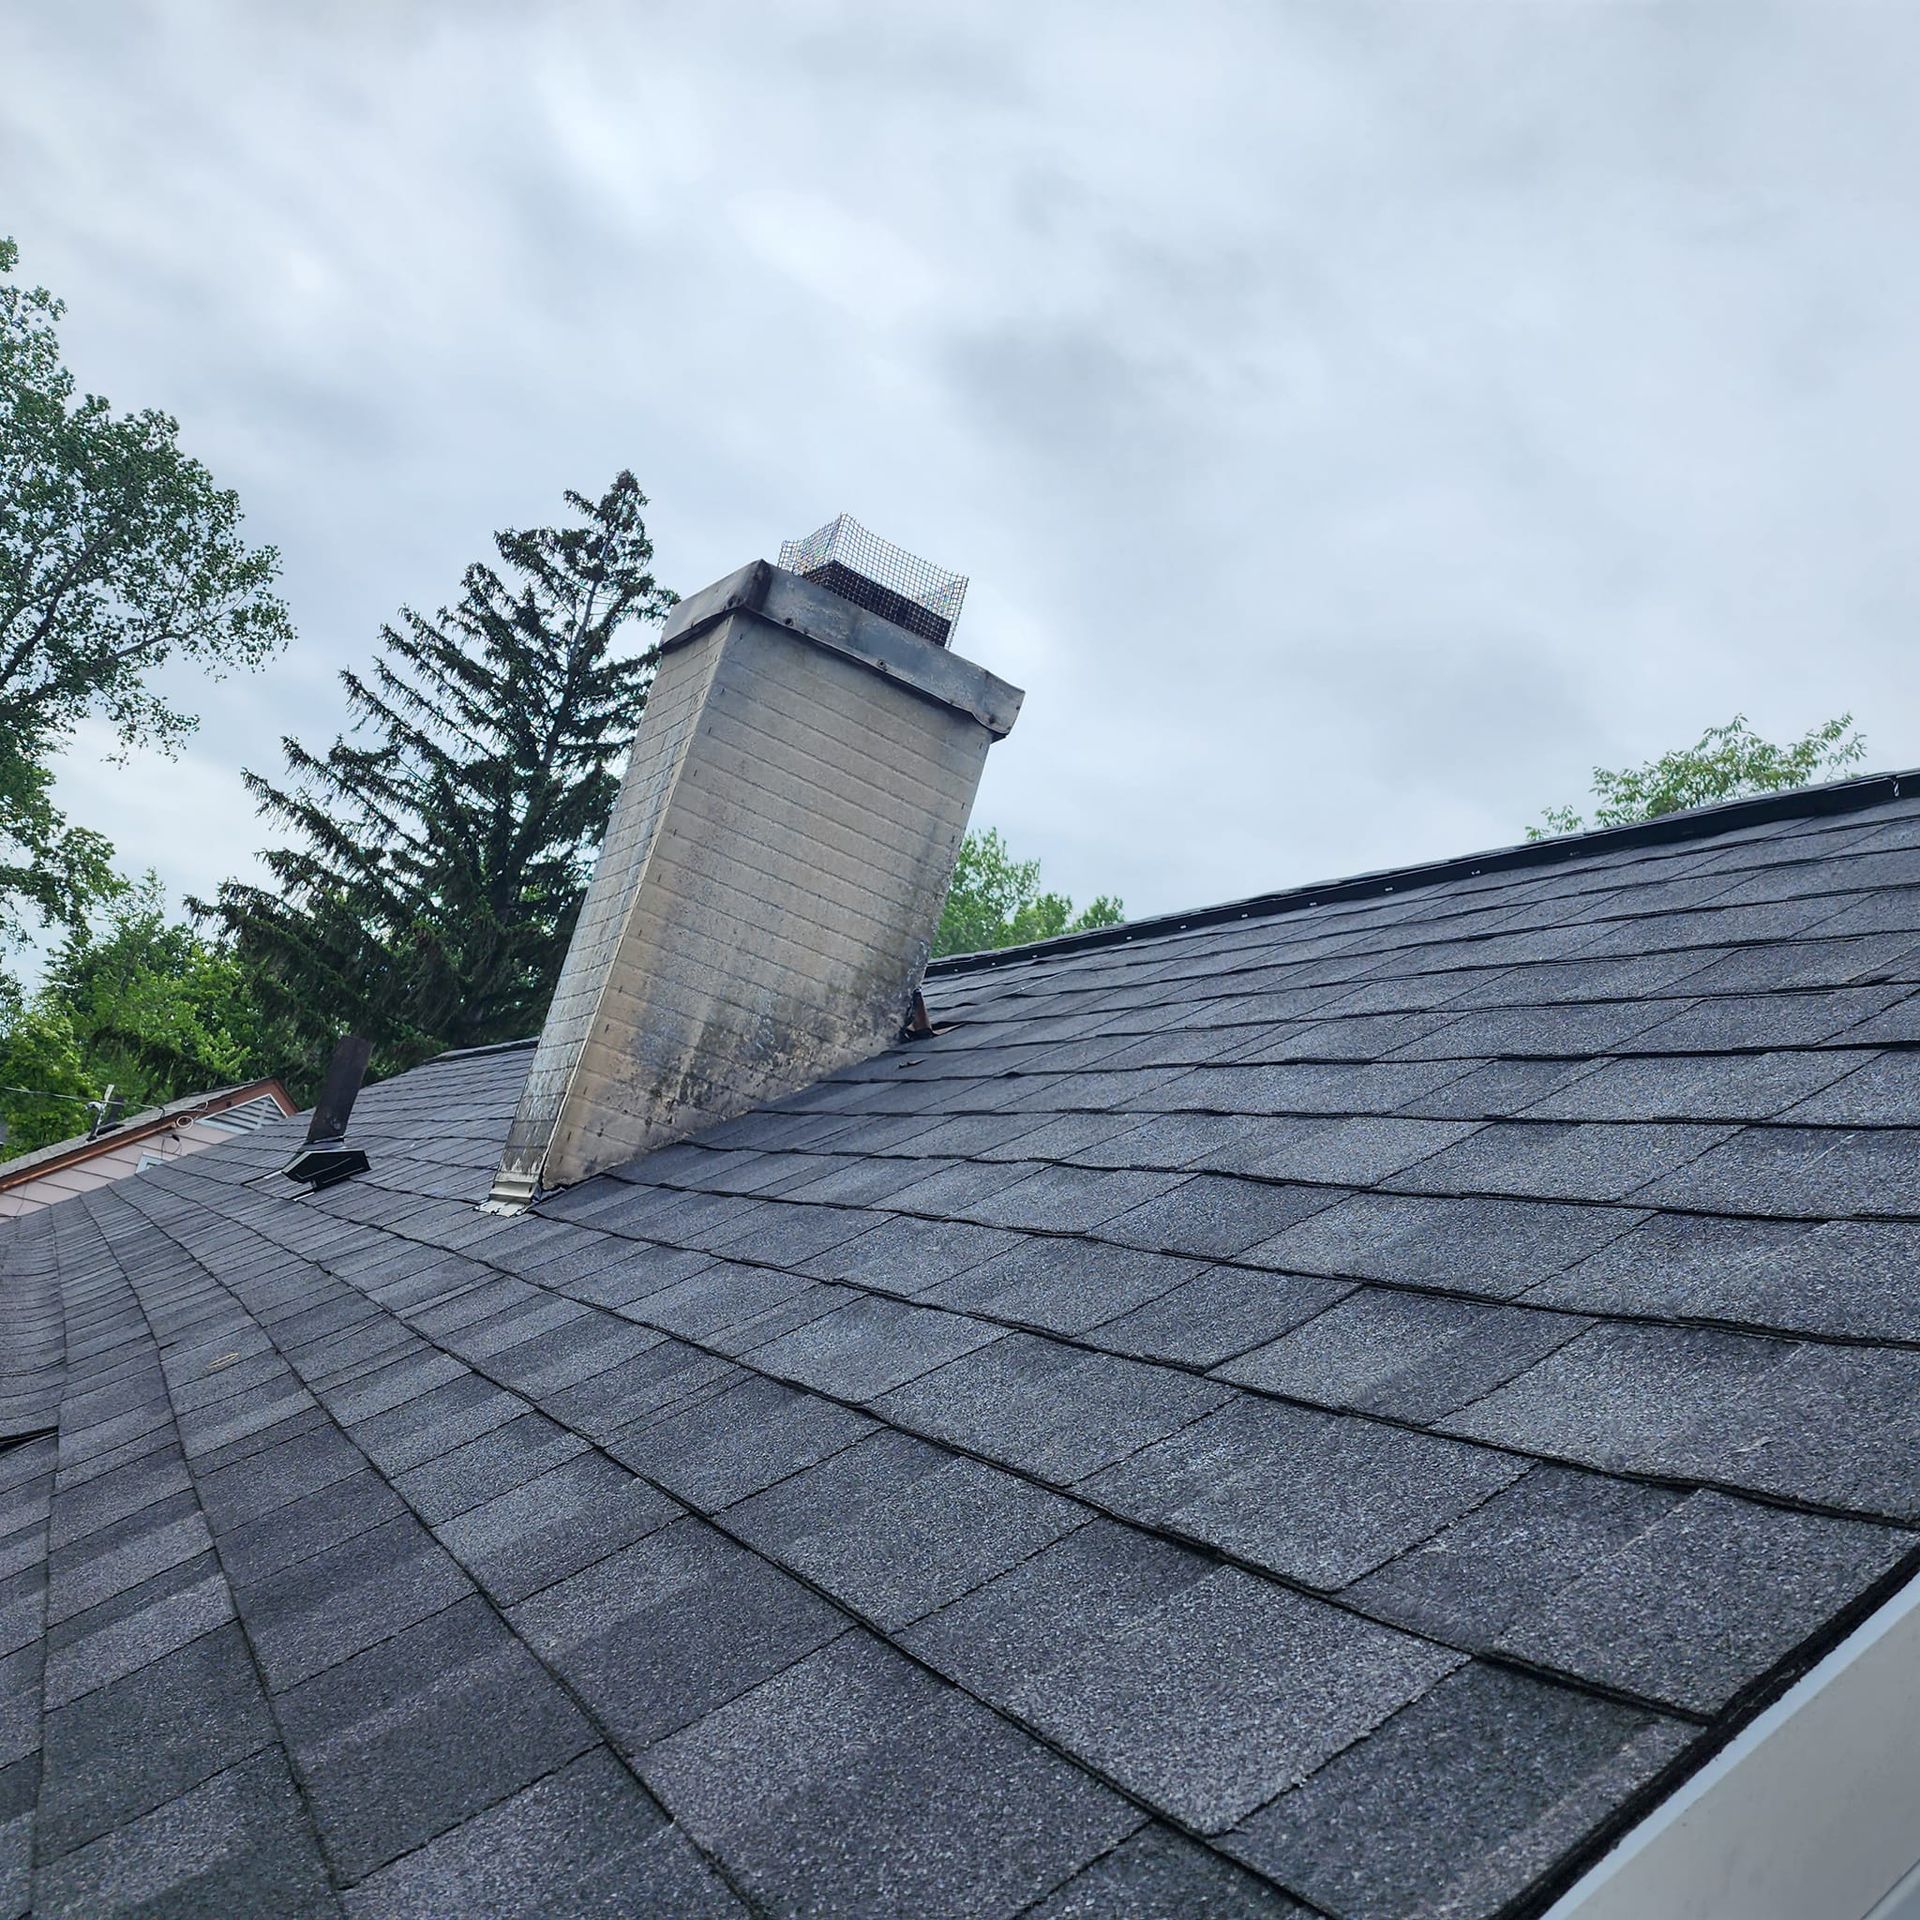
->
86 1086 125 1140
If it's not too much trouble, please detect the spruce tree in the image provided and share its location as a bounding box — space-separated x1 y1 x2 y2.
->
205 473 674 1079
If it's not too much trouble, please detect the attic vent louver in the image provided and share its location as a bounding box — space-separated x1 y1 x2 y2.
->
282 1034 372 1190
777 514 967 648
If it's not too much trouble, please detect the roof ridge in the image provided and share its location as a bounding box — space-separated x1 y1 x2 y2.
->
416 1036 541 1066
927 767 1914 979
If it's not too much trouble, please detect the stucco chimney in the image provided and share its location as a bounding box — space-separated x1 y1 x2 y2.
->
488 526 1021 1206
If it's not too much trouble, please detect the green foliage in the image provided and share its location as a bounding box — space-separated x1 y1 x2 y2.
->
0 981 93 1157
1530 714 1868 839
46 873 293 1093
0 235 291 944
0 874 293 1158
0 751 115 949
933 828 1125 957
0 236 293 751
204 474 675 1077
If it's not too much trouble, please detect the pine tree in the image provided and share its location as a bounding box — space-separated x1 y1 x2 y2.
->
205 473 674 1079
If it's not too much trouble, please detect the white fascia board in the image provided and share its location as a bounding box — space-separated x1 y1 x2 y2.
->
1546 1566 1920 1920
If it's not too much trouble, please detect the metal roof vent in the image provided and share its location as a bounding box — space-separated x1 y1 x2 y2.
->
282 1035 372 1190
777 514 967 648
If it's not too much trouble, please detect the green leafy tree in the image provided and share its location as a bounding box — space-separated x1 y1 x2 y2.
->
0 236 292 944
1531 714 1868 839
0 874 297 1159
0 975 93 1157
44 873 293 1094
1 755 114 942
934 827 1124 957
204 474 675 1075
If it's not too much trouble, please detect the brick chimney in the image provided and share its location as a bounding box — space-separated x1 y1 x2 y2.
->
488 527 1021 1206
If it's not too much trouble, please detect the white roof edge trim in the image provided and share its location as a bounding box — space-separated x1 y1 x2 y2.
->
1869 1857 1920 1920
1545 1562 1920 1920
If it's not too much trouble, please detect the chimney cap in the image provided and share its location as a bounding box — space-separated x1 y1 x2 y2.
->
660 560 1021 738
777 514 967 647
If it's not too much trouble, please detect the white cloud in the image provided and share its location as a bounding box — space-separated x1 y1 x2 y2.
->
5 0 1918 939
48 723 272 915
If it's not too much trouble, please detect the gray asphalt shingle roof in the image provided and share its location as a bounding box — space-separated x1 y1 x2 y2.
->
6 778 1920 1917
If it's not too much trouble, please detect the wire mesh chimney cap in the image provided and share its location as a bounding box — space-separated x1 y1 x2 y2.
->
777 514 968 648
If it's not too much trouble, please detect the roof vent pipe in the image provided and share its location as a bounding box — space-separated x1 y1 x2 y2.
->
282 1034 372 1190
489 531 1021 1208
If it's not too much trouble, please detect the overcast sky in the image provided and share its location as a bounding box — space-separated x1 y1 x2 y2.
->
6 0 1919 967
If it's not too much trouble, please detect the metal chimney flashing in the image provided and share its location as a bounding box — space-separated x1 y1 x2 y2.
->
660 561 1023 739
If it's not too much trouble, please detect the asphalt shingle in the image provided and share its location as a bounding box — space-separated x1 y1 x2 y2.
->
340 1748 745 1920
901 1518 1212 1701
507 1518 844 1761
217 1470 406 1590
878 1334 1232 1485
1027 1825 1308 1918
548 1340 737 1443
35 1621 277 1863
13 779 1920 1920
233 1513 469 1694
43 1496 212 1630
1220 1289 1587 1423
802 1214 1023 1297
32 1748 336 1920
1526 1212 1920 1340
1518 1050 1862 1123
1087 1266 1352 1368
1084 1396 1530 1589
1436 1323 1794 1482
977 1562 1460 1831
431 1452 678 1607
923 1237 1208 1334
1384 1121 1737 1202
1492 1490 1909 1712
609 1373 873 1511
723 1429 1084 1629
275 1594 595 1882
1227 1664 1691 1920
1345 1463 1681 1646
1098 1176 1339 1260
645 1632 1140 1920
389 1412 586 1526
1634 1124 1920 1217
743 1293 1005 1401
42 1554 235 1712
1247 1191 1639 1298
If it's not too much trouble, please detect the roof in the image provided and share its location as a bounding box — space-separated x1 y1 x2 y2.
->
0 1080 297 1219
5 775 1920 1918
